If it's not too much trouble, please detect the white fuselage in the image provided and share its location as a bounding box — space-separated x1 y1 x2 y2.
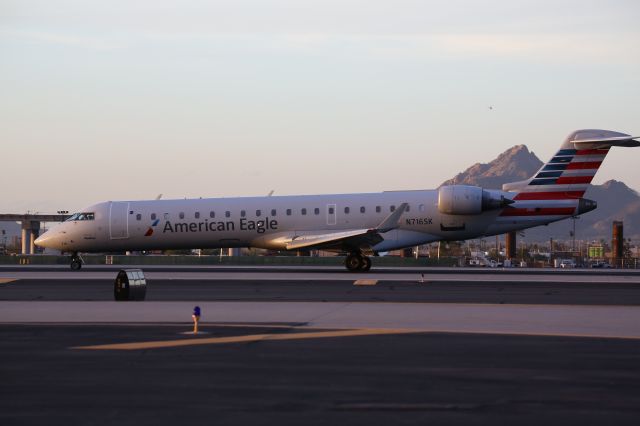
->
35 189 575 254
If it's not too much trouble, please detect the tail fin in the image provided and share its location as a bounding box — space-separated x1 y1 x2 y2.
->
503 129 639 200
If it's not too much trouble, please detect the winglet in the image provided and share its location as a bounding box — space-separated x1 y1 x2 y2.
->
375 202 408 233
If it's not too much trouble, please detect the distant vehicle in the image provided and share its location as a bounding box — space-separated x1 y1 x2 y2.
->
559 259 576 268
591 261 612 268
34 129 639 271
468 258 484 266
488 260 503 268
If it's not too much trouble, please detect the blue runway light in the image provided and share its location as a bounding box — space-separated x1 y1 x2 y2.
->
192 306 201 334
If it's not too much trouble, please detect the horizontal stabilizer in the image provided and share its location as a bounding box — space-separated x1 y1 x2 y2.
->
573 136 640 149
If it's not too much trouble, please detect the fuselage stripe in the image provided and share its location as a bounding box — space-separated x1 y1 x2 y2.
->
513 191 585 200
500 207 576 217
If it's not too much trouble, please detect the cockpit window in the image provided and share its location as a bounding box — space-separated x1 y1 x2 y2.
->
66 212 95 221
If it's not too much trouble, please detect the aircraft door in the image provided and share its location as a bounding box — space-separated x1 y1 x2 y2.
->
109 201 130 239
327 204 336 226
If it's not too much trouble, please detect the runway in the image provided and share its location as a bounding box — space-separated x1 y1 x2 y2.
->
2 265 640 425
1 264 639 281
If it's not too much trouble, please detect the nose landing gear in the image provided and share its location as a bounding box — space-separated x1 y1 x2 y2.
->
70 253 83 271
345 252 372 272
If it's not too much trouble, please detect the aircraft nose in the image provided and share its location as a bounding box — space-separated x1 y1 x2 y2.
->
34 230 58 249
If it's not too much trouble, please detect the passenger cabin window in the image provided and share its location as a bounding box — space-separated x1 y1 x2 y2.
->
151 213 157 220
225 211 231 218
179 212 185 219
360 206 365 213
286 209 292 216
314 208 320 215
136 214 142 221
419 204 425 212
241 210 246 217
344 207 350 214
376 206 381 213
406 205 410 212
164 213 170 220
210 211 215 218
271 209 277 216
390 205 396 212
301 208 307 215
256 210 261 217
195 212 200 219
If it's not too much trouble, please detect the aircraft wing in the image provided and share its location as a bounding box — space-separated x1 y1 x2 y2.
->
285 228 381 251
284 203 408 252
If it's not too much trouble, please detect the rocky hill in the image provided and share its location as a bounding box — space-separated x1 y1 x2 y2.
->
442 146 640 241
441 145 543 189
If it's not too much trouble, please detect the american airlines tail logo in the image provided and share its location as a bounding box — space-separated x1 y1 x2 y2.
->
144 219 160 236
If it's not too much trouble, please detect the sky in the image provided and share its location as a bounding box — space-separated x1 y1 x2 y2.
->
2 0 639 213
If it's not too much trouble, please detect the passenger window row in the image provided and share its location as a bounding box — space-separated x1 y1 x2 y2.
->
137 205 411 220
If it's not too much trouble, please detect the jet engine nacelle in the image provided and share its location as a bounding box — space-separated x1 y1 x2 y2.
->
438 185 512 215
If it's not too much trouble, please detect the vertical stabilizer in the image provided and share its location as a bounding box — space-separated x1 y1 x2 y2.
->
502 130 639 200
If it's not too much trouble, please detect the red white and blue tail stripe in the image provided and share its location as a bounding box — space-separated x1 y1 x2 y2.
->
513 146 609 201
499 129 638 221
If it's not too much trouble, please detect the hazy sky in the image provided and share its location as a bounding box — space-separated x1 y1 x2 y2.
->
2 0 639 213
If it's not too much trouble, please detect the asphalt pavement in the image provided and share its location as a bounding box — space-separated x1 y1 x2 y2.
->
2 278 640 305
2 324 640 426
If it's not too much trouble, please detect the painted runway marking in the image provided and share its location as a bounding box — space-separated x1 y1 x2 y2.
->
353 279 378 286
0 278 16 284
71 325 640 351
73 328 418 351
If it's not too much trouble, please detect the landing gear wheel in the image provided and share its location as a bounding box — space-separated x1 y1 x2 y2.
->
361 256 372 272
70 255 82 271
345 253 363 272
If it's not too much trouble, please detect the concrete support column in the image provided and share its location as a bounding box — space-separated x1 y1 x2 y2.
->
21 228 30 255
29 222 40 255
505 231 516 260
20 221 41 255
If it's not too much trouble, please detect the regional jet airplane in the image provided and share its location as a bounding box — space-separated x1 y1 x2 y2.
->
35 129 638 271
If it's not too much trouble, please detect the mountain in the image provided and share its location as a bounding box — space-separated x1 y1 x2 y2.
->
442 146 640 241
441 145 543 189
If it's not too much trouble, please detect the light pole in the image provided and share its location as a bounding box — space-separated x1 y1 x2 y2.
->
571 216 580 254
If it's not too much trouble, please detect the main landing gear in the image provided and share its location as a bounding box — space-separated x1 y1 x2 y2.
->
70 252 83 271
345 252 372 272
